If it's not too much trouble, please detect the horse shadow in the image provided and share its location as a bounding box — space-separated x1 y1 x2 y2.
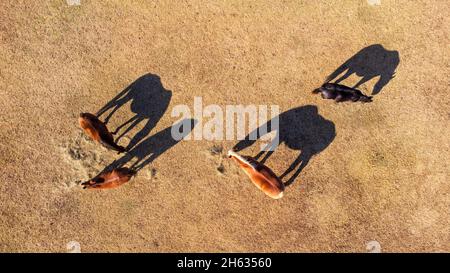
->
96 73 172 150
102 119 197 173
325 44 400 95
233 105 335 186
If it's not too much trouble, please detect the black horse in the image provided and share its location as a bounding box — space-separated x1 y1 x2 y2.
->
233 105 335 186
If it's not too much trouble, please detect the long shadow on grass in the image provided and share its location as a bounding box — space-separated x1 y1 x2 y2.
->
101 119 197 174
325 44 399 95
96 73 172 150
233 105 335 187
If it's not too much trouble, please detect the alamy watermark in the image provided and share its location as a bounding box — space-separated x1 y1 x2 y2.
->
366 240 382 253
170 97 280 151
66 241 81 253
66 0 81 6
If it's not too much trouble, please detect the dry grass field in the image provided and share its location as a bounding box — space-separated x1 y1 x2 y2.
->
0 0 449 252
